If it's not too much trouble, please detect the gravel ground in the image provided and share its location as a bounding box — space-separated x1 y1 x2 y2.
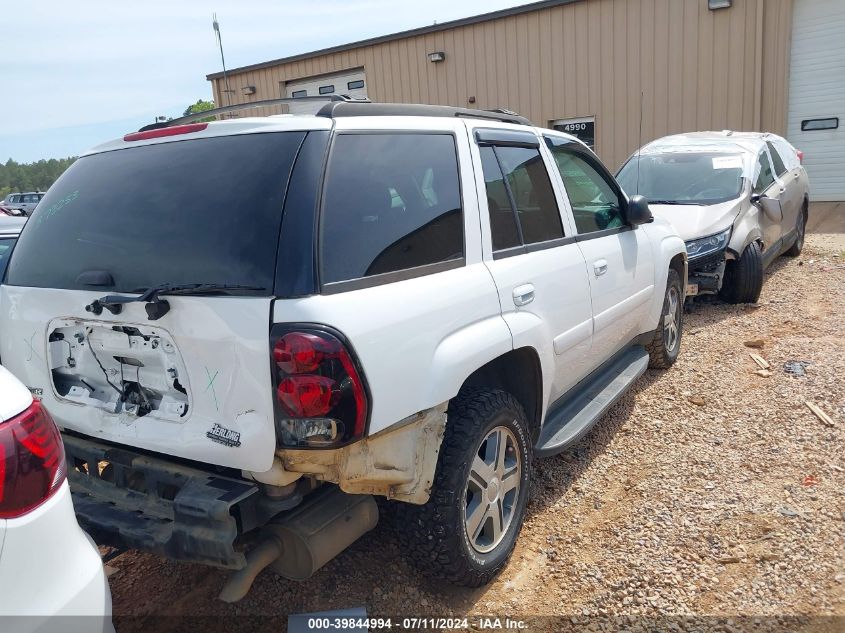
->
107 235 844 630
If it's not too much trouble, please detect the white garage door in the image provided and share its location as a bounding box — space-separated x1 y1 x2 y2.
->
284 69 367 113
786 0 845 201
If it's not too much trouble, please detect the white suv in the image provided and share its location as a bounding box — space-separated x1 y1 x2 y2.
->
0 100 686 596
0 365 112 629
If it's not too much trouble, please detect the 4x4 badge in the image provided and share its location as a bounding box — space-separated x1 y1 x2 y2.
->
206 423 241 448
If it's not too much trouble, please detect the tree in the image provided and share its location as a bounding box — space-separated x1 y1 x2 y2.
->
183 99 216 122
0 157 76 198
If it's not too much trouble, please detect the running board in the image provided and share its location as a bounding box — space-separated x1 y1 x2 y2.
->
535 346 649 458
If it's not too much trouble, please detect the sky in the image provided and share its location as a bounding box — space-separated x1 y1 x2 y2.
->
0 0 526 163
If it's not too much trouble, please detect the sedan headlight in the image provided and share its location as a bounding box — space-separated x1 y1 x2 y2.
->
685 228 731 259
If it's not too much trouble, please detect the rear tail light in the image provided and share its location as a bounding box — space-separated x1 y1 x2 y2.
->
271 327 369 448
0 400 67 519
796 150 804 164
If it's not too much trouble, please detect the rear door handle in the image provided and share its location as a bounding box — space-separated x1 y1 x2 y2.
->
593 259 608 277
512 283 535 307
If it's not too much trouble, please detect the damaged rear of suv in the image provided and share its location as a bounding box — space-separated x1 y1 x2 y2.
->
1 99 686 598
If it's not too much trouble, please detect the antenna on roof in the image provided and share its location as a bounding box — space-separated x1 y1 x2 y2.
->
636 90 644 195
212 13 232 108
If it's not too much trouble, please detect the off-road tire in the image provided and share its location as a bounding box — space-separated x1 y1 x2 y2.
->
394 388 531 587
720 241 763 304
645 268 683 369
784 202 808 257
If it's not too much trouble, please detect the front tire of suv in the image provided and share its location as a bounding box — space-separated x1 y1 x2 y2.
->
720 240 763 304
784 202 808 257
645 268 683 369
394 388 531 587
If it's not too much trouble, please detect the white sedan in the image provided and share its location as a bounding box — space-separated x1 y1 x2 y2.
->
0 365 112 632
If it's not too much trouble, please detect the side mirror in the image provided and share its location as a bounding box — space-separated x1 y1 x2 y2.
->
626 195 653 226
758 196 783 221
750 192 764 204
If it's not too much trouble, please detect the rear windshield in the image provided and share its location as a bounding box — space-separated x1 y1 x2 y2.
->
5 132 306 293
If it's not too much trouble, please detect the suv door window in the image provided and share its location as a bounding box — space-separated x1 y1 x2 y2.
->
545 143 625 234
478 144 564 253
766 142 787 177
480 146 521 251
320 133 464 285
754 151 776 194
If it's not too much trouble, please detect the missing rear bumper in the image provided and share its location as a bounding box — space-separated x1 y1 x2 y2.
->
63 433 301 569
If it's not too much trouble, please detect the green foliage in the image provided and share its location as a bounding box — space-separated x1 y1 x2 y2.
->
0 157 76 199
183 99 216 122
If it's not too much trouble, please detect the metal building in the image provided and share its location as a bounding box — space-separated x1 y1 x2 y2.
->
207 0 844 200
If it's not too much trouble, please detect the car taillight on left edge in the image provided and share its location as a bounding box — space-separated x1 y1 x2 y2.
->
0 400 67 519
271 326 369 448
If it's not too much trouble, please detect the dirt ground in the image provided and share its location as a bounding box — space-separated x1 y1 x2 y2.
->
107 235 845 630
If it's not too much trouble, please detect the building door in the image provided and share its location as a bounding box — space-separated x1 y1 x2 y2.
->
786 0 845 201
283 69 367 113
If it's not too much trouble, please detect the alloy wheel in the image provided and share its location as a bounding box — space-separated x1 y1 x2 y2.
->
664 285 681 353
463 425 522 554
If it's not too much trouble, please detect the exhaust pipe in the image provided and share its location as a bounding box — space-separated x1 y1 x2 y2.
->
218 538 283 603
218 487 378 601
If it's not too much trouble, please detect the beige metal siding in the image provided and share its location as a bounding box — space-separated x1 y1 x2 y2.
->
210 0 793 170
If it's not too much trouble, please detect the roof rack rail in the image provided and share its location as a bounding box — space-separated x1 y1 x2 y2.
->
315 101 532 126
137 95 371 132
137 97 532 132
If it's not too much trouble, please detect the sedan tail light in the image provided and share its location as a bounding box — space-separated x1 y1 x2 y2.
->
271 326 369 448
0 400 67 519
796 150 804 164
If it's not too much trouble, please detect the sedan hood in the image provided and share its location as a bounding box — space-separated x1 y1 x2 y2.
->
649 199 742 242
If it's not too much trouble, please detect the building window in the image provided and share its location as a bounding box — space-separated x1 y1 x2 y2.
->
347 79 365 90
291 89 307 98
319 85 335 95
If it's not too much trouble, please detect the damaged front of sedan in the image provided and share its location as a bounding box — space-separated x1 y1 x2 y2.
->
617 131 809 304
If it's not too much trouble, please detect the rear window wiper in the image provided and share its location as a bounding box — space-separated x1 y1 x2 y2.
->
85 283 268 320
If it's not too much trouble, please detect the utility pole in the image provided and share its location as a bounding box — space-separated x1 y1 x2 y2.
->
213 13 232 107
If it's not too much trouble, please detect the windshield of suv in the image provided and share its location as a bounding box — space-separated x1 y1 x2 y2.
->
5 132 307 293
617 152 746 205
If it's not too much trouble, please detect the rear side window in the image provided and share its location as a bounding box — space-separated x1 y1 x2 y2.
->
320 133 464 285
766 141 787 176
479 145 563 253
0 237 16 279
6 132 306 292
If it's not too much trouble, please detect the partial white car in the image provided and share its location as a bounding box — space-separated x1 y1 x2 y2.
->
617 131 809 303
0 216 26 280
0 365 112 631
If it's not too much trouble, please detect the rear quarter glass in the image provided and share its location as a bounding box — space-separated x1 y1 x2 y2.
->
6 132 309 293
320 132 464 285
